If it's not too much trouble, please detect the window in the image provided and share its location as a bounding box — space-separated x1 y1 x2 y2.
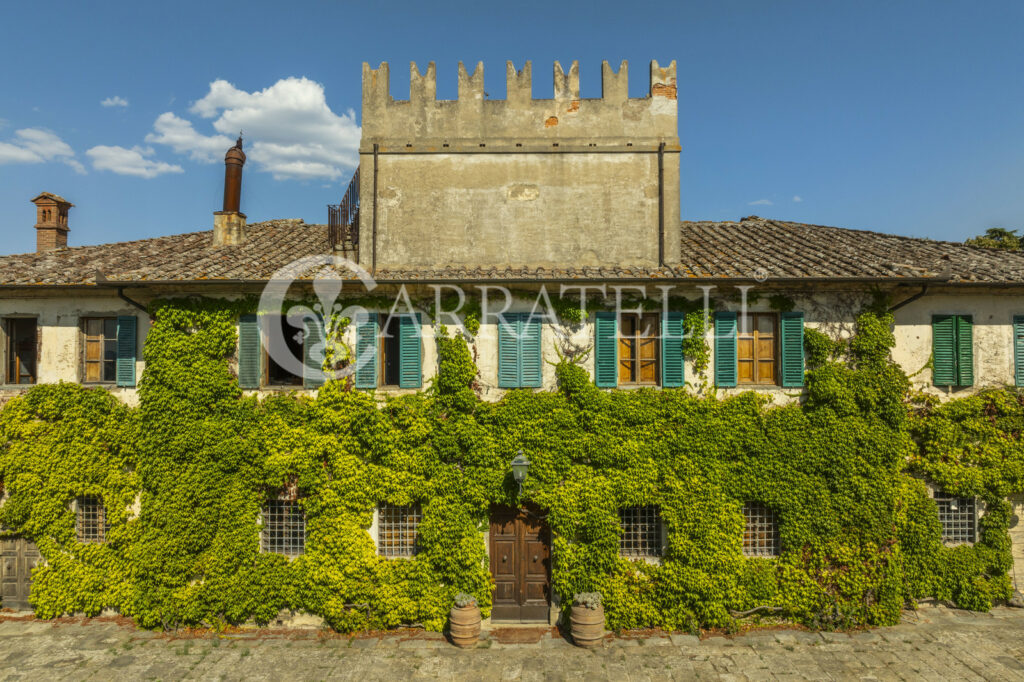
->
380 315 401 387
932 315 973 387
261 500 306 556
618 313 659 385
75 496 109 543
4 318 36 385
497 313 542 389
378 503 421 557
353 314 422 390
619 506 662 558
264 314 304 386
935 492 976 544
1015 316 1024 387
738 314 777 386
83 317 117 383
742 502 779 557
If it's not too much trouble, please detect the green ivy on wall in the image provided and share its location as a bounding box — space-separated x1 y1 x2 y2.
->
0 301 1021 633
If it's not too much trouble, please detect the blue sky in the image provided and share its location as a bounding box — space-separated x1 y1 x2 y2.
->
1 0 1022 255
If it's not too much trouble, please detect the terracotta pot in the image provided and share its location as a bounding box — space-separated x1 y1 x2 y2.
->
449 604 481 648
570 604 604 648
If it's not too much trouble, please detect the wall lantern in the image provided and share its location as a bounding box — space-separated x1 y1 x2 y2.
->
511 449 531 495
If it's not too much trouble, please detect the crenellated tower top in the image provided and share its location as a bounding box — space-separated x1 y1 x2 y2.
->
360 60 678 151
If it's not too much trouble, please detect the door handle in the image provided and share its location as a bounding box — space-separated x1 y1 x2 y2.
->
502 555 507 562
533 555 538 562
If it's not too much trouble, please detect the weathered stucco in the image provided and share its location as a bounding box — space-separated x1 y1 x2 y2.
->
359 60 680 270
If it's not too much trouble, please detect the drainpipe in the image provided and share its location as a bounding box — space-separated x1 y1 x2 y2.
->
372 143 379 275
657 142 665 267
889 284 928 313
117 287 148 314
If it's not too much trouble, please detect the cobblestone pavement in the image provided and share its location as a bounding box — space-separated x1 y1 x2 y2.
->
0 605 1022 681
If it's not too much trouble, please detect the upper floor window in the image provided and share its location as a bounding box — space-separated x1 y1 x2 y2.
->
83 317 117 383
497 313 542 389
619 505 662 559
742 502 779 557
353 314 422 390
264 314 304 387
714 312 805 389
261 499 306 556
3 317 37 385
618 313 660 386
378 503 421 558
934 492 976 545
75 495 109 543
932 315 973 388
738 314 777 386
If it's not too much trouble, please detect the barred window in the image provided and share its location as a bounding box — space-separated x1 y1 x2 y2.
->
742 502 779 557
261 500 305 556
378 503 421 558
935 492 976 544
619 506 662 558
76 496 109 543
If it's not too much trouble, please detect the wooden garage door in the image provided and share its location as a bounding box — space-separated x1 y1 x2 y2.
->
490 505 550 623
1 537 40 610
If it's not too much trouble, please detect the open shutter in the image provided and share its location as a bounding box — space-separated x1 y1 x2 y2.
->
115 315 137 388
932 315 956 386
1015 316 1024 387
956 315 974 387
238 314 260 389
594 312 617 388
303 315 326 389
714 312 737 388
780 312 805 388
398 314 422 389
520 315 542 388
497 314 520 388
661 312 685 388
354 313 378 389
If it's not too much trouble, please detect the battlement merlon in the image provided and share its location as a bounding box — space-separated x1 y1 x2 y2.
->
359 60 679 150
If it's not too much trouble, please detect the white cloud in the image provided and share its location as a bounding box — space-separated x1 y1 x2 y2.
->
748 198 773 206
101 96 129 108
146 76 360 181
792 195 803 203
86 145 183 178
145 112 232 162
0 128 86 174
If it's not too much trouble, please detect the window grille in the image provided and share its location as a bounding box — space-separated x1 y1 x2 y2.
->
935 492 976 544
76 496 109 543
261 500 306 556
742 502 779 557
378 503 421 557
619 506 662 558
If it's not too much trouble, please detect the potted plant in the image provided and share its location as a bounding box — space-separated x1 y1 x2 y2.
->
570 592 605 648
449 592 481 648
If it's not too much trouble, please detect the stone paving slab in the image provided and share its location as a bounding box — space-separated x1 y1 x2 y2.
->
0 606 1021 680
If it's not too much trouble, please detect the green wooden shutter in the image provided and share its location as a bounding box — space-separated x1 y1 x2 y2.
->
303 315 326 389
238 314 260 389
932 315 956 386
594 311 617 388
398 314 422 389
355 313 378 389
520 315 542 388
780 312 805 388
115 315 137 388
956 315 974 387
498 314 520 388
714 312 737 388
661 312 685 388
1015 316 1024 387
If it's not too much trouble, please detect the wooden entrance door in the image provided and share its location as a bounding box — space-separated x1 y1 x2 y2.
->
0 537 40 610
490 506 551 622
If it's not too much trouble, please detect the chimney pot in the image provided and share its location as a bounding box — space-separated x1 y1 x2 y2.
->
214 137 247 246
31 192 73 252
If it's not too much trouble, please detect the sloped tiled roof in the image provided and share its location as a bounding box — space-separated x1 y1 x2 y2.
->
1 216 1024 286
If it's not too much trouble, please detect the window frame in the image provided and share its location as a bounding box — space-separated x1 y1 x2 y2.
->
74 495 109 544
379 314 402 388
737 313 779 387
260 498 306 557
933 491 977 545
81 316 118 384
617 313 660 387
262 314 305 388
741 502 780 557
3 316 38 386
377 503 422 558
618 505 664 560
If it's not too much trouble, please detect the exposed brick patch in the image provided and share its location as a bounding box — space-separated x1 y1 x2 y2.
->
651 83 677 99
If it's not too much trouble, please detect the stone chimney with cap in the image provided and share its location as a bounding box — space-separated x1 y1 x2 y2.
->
32 192 73 252
212 136 246 246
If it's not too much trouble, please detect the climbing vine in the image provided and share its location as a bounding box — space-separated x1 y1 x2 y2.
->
0 298 1021 634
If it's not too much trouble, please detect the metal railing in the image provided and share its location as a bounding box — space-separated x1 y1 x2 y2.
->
328 166 360 256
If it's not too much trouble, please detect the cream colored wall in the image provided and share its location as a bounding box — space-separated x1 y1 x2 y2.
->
891 292 1022 397
1008 494 1024 593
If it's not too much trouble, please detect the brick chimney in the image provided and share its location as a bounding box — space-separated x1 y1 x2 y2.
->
212 136 246 246
32 192 73 252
